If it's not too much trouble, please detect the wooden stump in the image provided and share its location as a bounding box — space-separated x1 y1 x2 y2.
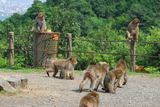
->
21 78 28 88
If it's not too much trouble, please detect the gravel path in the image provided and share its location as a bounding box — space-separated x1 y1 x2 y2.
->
0 71 160 107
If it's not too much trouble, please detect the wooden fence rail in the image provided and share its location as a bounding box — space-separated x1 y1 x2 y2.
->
61 35 160 71
0 32 159 70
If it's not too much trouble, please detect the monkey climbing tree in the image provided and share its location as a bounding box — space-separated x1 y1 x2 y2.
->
33 32 60 68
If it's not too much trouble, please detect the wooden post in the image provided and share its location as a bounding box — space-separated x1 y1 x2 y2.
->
130 41 136 71
25 35 30 67
33 32 38 68
67 33 72 58
9 32 14 67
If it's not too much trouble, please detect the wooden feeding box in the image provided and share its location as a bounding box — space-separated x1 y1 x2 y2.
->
33 31 60 68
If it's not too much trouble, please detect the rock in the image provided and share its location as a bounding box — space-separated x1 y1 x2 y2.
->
0 74 28 92
8 75 28 89
0 77 16 92
6 78 21 90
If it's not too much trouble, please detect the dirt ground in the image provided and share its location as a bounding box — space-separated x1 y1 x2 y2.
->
0 71 160 107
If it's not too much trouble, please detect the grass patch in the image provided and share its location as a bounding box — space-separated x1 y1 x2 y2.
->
75 70 160 77
0 68 159 77
128 71 160 77
0 68 45 73
75 70 83 74
0 68 83 74
0 90 22 96
0 90 7 95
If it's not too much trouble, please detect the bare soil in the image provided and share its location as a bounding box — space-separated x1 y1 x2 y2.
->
0 71 160 107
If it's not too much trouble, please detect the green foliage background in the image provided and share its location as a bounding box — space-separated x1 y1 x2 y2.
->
0 0 159 73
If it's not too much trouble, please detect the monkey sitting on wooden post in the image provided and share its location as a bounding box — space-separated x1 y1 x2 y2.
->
30 12 47 32
126 18 140 42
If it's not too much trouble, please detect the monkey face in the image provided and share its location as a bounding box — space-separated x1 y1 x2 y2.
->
70 56 78 65
133 18 140 24
38 12 45 18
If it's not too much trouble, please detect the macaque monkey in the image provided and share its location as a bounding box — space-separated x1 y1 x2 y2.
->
30 12 47 32
79 64 110 92
135 65 150 73
126 18 140 42
114 60 129 87
79 92 99 107
103 69 123 94
46 59 66 77
60 56 78 80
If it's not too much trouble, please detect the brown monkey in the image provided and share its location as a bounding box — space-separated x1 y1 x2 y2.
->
79 64 110 92
126 18 140 42
135 65 150 73
103 69 123 94
46 59 66 77
60 56 77 80
79 91 99 107
114 60 129 87
30 12 47 32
